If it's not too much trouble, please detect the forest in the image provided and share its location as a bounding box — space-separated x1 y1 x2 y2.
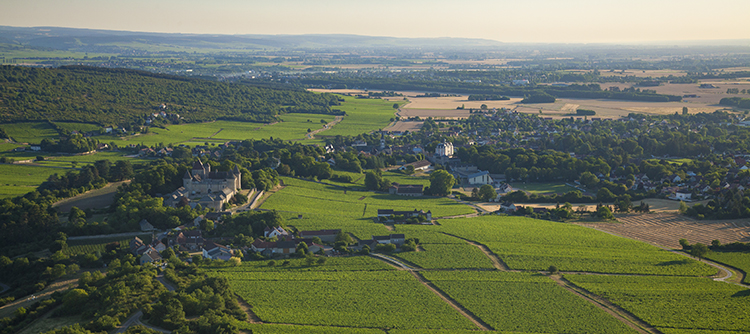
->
0 65 342 126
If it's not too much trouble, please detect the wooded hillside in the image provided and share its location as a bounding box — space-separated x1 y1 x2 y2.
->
0 65 342 125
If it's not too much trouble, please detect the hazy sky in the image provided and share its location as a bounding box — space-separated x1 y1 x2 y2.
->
3 0 749 43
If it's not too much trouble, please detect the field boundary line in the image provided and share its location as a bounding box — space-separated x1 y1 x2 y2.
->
440 232 510 271
551 274 660 334
368 253 493 331
411 271 494 331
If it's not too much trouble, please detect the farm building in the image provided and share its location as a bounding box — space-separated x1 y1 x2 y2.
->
369 234 406 245
388 183 424 196
203 241 233 260
140 249 162 265
377 209 432 221
139 219 155 232
467 170 493 185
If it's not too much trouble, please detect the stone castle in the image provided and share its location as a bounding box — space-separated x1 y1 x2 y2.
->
164 160 241 211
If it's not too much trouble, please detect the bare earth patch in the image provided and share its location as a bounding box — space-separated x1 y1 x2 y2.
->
585 213 750 249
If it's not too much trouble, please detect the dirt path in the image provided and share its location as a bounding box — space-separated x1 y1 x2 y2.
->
460 238 510 271
584 225 748 287
235 294 263 324
307 115 344 139
0 278 78 319
411 271 493 331
550 275 659 334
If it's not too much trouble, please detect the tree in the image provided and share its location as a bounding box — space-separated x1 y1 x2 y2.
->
678 201 688 214
579 171 599 188
678 238 690 250
690 243 709 259
478 184 496 202
596 205 614 219
392 103 399 109
711 239 722 248
548 265 558 274
596 188 615 202
682 106 688 115
335 231 354 245
430 170 455 196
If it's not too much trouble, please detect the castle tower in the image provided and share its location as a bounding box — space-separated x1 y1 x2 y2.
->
192 160 206 177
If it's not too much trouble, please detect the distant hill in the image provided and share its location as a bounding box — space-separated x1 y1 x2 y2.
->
0 26 504 52
0 65 341 125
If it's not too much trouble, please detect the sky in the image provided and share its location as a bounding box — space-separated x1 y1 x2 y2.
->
3 0 750 44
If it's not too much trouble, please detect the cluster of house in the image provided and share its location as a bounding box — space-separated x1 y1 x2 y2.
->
627 165 750 201
130 236 167 265
249 228 335 256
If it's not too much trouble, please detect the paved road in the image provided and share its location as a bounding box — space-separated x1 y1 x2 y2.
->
115 310 143 334
155 275 176 292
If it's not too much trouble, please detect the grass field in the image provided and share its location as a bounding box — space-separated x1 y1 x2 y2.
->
423 271 638 334
52 122 102 134
393 243 495 269
107 114 336 147
276 177 473 218
65 234 150 256
209 258 477 330
34 151 151 168
436 216 716 276
315 96 399 137
0 122 59 143
509 182 577 194
0 164 65 198
262 178 474 239
704 251 750 284
566 275 750 333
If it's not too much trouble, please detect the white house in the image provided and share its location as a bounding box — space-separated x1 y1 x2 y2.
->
264 226 289 238
203 241 233 260
674 191 692 201
435 142 454 157
468 171 493 185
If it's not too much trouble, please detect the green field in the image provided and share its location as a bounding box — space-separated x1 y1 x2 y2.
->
34 151 151 168
704 251 750 284
0 142 24 152
66 234 151 256
52 122 103 134
262 177 474 240
0 122 60 143
209 258 477 330
107 114 336 147
509 182 577 194
566 275 750 333
393 243 495 269
0 164 66 198
435 216 716 276
423 271 638 334
315 96 398 137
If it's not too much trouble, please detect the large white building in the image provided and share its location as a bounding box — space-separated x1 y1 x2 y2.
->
435 141 454 158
